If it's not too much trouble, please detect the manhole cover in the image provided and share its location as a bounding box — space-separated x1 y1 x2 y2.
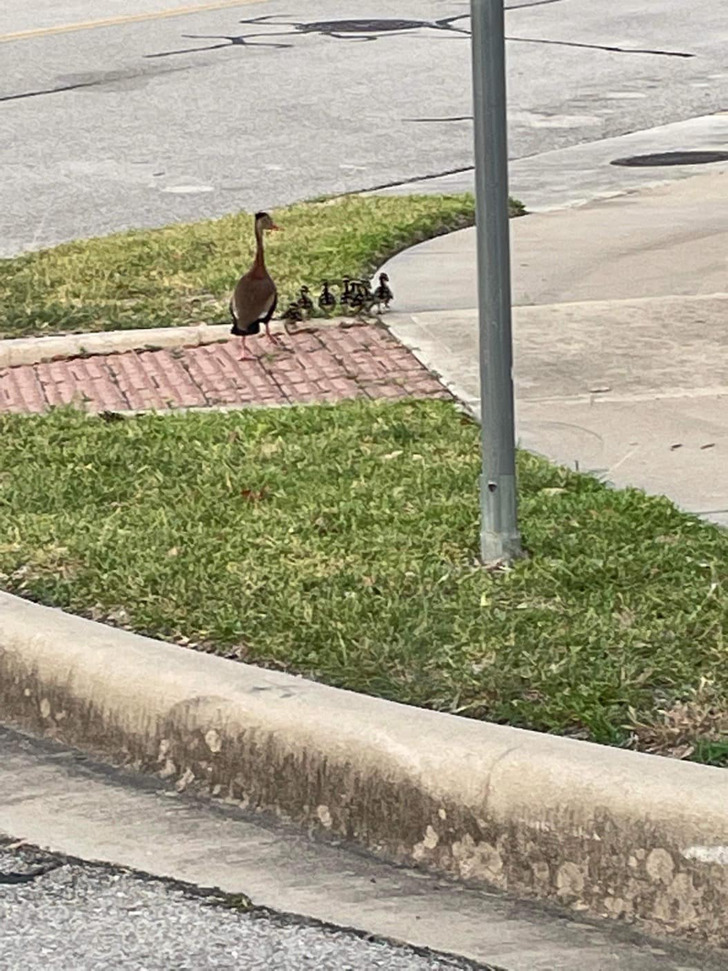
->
611 150 728 167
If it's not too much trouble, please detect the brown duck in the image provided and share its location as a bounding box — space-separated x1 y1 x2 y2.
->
230 211 281 360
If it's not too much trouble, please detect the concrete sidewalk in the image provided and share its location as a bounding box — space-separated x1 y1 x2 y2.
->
382 169 728 527
374 111 728 214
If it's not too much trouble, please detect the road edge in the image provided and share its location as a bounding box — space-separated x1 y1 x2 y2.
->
1 589 727 952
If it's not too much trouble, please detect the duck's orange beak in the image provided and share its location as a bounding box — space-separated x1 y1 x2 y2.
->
270 223 282 231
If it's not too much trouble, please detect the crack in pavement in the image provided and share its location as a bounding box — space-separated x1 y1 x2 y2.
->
0 63 196 104
405 116 473 123
2 15 694 103
145 14 473 58
144 10 696 63
0 79 103 102
359 165 476 194
507 35 694 57
0 864 63 885
506 0 566 8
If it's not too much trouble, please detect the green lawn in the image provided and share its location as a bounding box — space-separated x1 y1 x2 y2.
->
0 194 522 339
1 400 726 765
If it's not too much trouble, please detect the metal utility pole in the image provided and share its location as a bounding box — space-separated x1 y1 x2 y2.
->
470 0 522 564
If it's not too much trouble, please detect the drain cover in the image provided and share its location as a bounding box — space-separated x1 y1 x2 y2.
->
611 150 728 167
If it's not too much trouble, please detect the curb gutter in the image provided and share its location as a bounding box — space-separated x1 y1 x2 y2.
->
1 590 727 950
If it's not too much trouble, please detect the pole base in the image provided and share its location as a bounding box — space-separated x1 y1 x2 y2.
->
479 472 523 566
479 529 525 567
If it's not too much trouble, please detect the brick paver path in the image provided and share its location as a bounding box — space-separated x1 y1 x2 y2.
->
0 324 450 414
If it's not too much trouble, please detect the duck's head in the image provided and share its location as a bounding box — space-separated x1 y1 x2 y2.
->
379 272 389 283
255 211 280 232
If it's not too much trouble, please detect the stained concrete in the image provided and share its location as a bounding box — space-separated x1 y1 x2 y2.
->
2 590 728 953
0 725 720 971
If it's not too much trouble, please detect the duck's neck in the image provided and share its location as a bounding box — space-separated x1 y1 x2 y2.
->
252 222 266 273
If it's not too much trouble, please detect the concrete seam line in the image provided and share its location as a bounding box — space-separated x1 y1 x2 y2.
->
1 588 727 948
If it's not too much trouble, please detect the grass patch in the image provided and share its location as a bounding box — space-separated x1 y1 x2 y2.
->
1 399 726 764
0 193 522 339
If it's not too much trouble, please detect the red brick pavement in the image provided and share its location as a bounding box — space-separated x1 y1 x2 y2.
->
0 324 451 414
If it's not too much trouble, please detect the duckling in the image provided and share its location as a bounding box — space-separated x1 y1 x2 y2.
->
346 280 364 312
339 276 353 309
318 281 336 314
338 280 375 327
352 280 375 314
298 285 314 317
373 272 393 311
280 301 304 330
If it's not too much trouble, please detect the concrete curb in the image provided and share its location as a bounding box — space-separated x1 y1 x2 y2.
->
0 317 364 369
0 324 232 369
1 589 727 950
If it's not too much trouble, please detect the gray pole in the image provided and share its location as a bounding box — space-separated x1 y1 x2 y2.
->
470 0 522 564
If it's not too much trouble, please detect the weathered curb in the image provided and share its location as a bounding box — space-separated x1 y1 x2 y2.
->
1 590 727 950
0 324 231 369
0 318 356 369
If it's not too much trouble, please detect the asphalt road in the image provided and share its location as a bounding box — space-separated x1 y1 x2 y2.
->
0 844 494 971
1 0 727 255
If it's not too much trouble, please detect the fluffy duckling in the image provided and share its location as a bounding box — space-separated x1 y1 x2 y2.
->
350 280 374 315
280 301 304 329
298 285 314 317
340 276 353 309
373 272 393 311
318 281 336 314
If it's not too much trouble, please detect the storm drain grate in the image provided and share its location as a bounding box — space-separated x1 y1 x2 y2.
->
611 150 728 167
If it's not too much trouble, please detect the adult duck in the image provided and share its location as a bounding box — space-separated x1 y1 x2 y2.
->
230 210 281 360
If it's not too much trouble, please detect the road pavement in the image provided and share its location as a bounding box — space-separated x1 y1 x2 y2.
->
0 847 492 971
2 0 728 255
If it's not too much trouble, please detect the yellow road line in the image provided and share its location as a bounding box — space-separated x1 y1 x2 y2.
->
0 0 266 44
